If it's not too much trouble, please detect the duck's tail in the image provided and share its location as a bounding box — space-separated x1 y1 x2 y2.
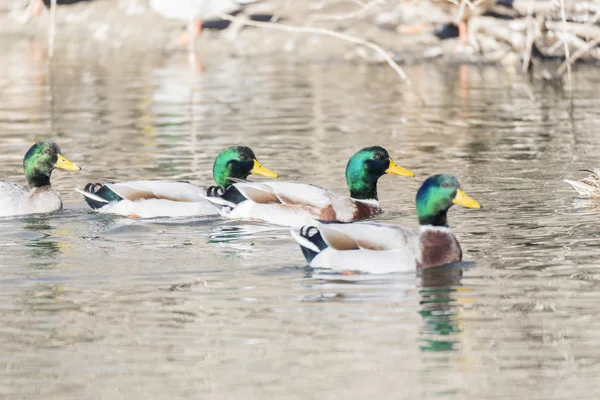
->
203 196 236 216
202 185 235 216
203 185 254 216
75 182 121 210
564 179 597 197
290 226 329 263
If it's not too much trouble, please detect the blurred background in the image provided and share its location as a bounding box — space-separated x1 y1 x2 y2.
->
1 0 599 72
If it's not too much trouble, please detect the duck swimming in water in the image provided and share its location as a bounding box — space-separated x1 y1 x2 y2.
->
76 146 277 218
0 140 81 217
564 169 600 197
291 174 481 274
204 146 415 227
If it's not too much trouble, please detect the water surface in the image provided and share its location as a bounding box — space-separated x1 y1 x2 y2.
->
2 37 600 399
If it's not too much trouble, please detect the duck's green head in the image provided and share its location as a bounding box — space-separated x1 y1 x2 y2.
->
416 174 481 227
345 146 414 200
23 140 81 189
212 146 278 187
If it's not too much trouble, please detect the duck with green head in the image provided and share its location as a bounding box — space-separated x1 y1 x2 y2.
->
205 146 415 227
0 140 81 217
291 174 481 274
76 146 278 218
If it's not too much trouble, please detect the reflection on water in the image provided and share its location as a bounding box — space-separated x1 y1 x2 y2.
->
419 266 466 352
22 216 62 267
3 36 600 399
418 265 474 400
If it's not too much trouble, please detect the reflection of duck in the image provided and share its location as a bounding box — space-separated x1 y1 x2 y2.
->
564 169 600 197
76 146 277 218
23 218 68 261
291 174 481 273
0 141 81 217
419 266 465 352
205 146 415 227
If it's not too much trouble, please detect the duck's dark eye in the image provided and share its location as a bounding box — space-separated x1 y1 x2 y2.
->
442 183 449 188
44 149 51 155
239 154 247 160
374 154 382 160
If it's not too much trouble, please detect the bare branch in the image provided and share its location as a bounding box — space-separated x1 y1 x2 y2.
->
557 36 600 76
559 0 571 84
217 13 410 83
48 0 57 58
522 0 537 73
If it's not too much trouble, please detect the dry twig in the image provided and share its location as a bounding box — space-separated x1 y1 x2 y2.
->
48 0 57 58
559 0 572 83
522 0 537 73
557 36 600 76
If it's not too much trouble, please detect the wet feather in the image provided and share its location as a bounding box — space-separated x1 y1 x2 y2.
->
564 169 600 197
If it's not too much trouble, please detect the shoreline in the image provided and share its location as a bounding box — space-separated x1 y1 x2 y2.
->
0 0 596 82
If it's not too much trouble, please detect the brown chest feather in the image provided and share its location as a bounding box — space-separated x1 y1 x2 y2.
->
418 229 462 269
352 201 379 221
318 205 337 221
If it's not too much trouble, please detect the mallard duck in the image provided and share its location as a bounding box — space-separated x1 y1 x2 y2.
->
204 146 415 227
402 0 499 46
0 140 81 218
149 0 258 56
440 0 497 45
564 169 600 197
76 146 277 218
290 174 481 274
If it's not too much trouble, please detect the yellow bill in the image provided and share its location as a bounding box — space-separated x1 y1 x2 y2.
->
453 189 481 209
385 159 415 177
55 154 81 171
250 159 278 178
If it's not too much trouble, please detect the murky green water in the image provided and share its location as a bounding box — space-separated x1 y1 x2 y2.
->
2 37 600 399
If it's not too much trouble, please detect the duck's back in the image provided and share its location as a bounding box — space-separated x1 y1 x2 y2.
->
0 181 30 217
0 181 62 217
217 181 380 226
